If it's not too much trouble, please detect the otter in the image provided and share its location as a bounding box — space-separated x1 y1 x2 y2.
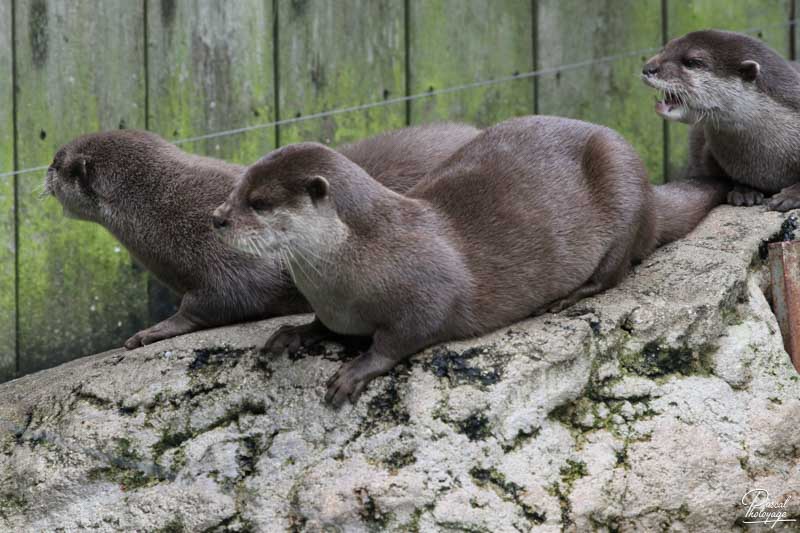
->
214 115 730 406
642 29 800 211
46 124 480 348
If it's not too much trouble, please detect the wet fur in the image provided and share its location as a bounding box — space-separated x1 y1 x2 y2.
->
643 29 800 211
47 124 480 348
222 115 726 406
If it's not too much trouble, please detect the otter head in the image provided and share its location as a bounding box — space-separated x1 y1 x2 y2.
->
46 130 166 222
642 30 767 124
213 143 347 262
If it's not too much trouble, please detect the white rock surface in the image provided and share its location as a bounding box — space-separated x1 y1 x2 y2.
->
1 206 799 532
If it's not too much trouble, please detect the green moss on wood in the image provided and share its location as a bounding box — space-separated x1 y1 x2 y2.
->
278 0 406 146
0 0 16 382
146 0 276 162
537 0 664 183
408 0 534 127
14 0 149 374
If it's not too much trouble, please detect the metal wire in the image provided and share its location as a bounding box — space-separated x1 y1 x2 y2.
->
0 18 795 181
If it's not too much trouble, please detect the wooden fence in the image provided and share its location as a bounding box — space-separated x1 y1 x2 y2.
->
1 0 796 381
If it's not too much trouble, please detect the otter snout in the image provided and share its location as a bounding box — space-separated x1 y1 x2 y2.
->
641 53 664 80
642 61 660 77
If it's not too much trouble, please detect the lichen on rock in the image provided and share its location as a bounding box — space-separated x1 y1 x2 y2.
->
1 206 799 532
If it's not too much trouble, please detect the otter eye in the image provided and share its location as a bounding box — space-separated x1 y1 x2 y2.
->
250 199 272 212
683 58 704 69
66 158 89 184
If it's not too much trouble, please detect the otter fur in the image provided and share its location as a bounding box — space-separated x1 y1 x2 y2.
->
215 115 729 406
46 124 480 348
643 29 800 211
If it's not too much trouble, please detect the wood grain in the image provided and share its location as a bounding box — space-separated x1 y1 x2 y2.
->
147 0 276 162
277 0 406 145
538 0 664 183
14 0 149 374
408 0 534 126
0 0 16 380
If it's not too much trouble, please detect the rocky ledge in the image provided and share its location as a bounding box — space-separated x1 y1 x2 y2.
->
1 206 800 532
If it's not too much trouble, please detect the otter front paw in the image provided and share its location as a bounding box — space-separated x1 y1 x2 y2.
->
548 297 576 314
124 332 145 350
124 326 168 349
123 313 199 350
261 324 308 356
261 319 332 356
727 186 764 207
325 357 373 407
766 188 800 212
324 352 398 407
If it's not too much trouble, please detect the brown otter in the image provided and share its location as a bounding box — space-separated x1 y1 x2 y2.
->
642 29 800 211
46 124 480 348
214 115 729 406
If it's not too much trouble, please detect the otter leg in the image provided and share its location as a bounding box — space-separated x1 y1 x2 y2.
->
727 185 764 207
325 328 420 407
548 237 635 314
124 310 201 349
123 292 216 349
765 183 800 212
261 317 334 356
547 281 605 314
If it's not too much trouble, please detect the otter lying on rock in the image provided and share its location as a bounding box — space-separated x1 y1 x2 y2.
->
642 29 800 211
214 115 729 406
45 124 480 348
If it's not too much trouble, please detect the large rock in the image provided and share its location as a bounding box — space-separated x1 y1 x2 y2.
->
1 206 799 532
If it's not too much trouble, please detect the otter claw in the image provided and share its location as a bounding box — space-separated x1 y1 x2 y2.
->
124 334 143 350
766 193 800 212
124 328 167 349
727 188 764 207
325 358 372 407
261 324 304 356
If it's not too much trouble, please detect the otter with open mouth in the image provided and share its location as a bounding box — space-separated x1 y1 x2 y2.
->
214 115 729 406
642 29 800 211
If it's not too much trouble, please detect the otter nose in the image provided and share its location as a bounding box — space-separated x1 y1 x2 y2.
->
642 63 659 76
212 205 229 229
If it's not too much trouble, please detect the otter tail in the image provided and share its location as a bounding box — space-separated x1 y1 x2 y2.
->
652 177 731 246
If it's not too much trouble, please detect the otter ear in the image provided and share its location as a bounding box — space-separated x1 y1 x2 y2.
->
306 175 329 203
739 60 760 82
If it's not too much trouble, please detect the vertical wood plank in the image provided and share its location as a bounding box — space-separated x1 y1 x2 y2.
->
793 0 797 61
407 0 534 127
146 0 276 162
277 0 406 145
666 0 794 179
146 0 276 323
537 0 664 183
0 0 16 381
14 0 148 374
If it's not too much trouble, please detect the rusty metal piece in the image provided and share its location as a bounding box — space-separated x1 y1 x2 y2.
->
768 241 800 373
